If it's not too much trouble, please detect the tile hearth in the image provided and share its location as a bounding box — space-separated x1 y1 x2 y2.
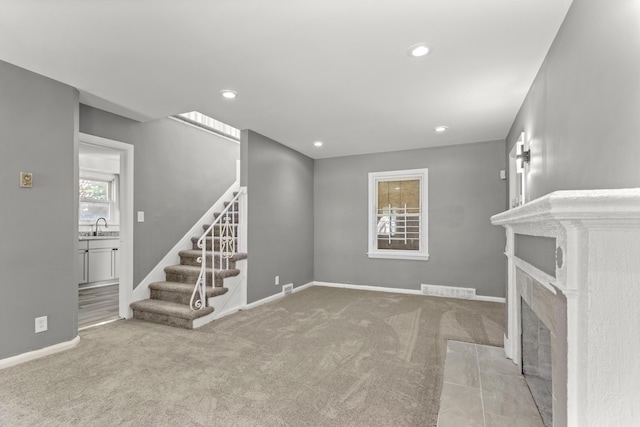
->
437 341 544 427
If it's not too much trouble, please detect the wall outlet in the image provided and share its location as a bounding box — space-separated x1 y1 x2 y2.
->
275 275 280 286
283 284 293 295
35 316 48 333
137 211 145 222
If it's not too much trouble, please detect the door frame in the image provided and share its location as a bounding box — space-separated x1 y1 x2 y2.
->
78 133 134 319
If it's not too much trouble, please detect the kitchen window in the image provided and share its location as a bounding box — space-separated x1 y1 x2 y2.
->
79 173 119 224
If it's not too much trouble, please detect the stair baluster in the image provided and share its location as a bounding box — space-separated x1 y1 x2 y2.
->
190 189 243 310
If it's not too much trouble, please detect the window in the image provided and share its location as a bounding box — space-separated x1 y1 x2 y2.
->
368 168 429 260
173 111 241 141
79 173 119 223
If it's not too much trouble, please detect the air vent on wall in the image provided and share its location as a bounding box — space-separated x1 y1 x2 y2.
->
421 284 476 300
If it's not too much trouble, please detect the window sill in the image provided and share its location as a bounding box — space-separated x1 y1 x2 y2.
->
367 252 430 261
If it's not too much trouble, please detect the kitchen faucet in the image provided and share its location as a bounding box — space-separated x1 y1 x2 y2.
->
94 217 108 236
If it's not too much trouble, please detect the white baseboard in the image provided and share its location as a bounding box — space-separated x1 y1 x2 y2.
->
244 292 284 310
243 281 315 310
293 282 314 293
475 295 506 303
0 336 80 370
193 287 246 329
313 281 422 295
313 281 505 303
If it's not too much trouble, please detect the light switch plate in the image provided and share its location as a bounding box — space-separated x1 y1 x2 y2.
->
137 211 144 222
20 172 33 188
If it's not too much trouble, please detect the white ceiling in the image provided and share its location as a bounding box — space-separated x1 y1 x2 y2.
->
0 0 572 159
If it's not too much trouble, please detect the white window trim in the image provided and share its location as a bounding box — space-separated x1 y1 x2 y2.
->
170 112 241 142
367 168 429 261
79 170 120 225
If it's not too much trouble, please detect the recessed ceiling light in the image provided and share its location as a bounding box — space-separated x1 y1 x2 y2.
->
408 43 430 58
221 90 237 99
434 126 449 133
313 141 324 147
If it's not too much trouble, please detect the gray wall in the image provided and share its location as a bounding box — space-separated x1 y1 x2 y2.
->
515 235 556 278
0 61 79 359
506 0 640 201
241 130 314 303
80 105 239 287
314 140 507 297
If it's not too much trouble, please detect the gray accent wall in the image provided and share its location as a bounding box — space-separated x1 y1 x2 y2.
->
515 235 556 278
241 130 314 303
314 140 507 297
79 105 239 287
506 0 640 201
0 61 79 359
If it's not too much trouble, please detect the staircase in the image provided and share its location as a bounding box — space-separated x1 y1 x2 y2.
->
130 195 247 329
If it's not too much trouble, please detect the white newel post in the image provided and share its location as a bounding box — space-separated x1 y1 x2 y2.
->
491 189 640 427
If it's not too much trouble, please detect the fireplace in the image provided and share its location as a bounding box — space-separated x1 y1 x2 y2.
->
491 189 640 426
514 265 566 426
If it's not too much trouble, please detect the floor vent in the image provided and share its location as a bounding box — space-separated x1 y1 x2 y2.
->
421 284 476 300
283 284 293 296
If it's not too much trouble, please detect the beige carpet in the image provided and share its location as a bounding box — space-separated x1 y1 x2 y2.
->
0 286 504 426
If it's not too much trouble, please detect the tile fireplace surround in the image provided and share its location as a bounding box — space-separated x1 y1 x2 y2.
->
491 189 640 427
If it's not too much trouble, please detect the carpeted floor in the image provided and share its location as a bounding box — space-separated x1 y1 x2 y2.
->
0 286 504 426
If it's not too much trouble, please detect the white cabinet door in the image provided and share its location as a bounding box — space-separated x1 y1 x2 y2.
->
88 248 114 283
77 250 89 284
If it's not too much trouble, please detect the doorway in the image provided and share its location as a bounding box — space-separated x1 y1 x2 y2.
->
78 133 134 328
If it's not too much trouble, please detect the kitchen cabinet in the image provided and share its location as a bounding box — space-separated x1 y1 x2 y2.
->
78 238 119 285
88 248 115 282
77 247 89 284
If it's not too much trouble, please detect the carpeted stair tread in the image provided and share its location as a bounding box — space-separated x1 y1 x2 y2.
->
191 236 238 251
178 250 248 261
129 191 245 329
202 223 238 234
149 281 229 297
130 299 214 320
177 250 247 269
191 236 238 243
163 264 241 278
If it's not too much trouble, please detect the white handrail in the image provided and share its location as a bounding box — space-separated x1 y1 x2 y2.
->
190 188 244 310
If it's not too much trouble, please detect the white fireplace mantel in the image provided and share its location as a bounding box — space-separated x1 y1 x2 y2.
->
491 189 640 427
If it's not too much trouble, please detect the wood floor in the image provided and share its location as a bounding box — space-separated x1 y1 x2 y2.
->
78 284 120 329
